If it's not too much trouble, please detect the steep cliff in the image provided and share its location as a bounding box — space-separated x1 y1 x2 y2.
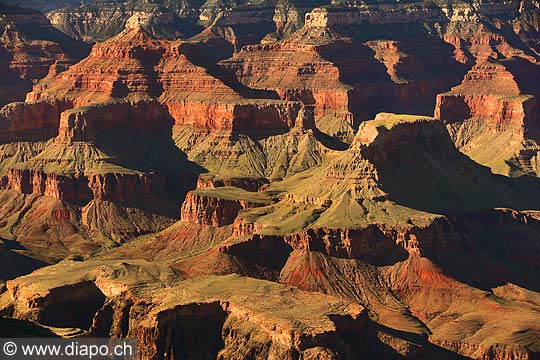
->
219 1 540 144
0 4 88 107
0 22 309 262
0 260 381 359
435 57 540 176
1 2 540 359
20 24 302 132
181 187 273 226
46 3 201 42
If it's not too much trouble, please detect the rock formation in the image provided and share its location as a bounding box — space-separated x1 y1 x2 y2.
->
0 260 377 360
1 2 540 359
46 4 201 42
180 187 273 227
0 4 88 107
436 57 540 176
218 1 540 144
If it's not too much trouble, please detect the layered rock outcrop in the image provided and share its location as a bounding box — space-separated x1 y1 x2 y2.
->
0 260 370 360
0 4 88 107
2 3 540 359
181 187 273 227
0 24 303 226
56 101 172 143
196 173 267 192
435 57 540 176
46 4 200 42
436 58 540 137
17 25 302 135
217 1 540 145
0 168 166 206
0 100 72 143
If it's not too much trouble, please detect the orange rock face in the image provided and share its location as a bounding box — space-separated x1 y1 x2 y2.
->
2 168 91 204
219 39 357 129
88 173 165 204
0 4 88 107
57 100 172 143
0 99 72 143
19 26 301 137
2 2 540 358
434 56 540 176
218 12 469 139
180 191 270 227
0 169 165 206
435 58 540 138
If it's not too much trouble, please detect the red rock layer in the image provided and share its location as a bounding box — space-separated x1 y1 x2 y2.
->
17 26 301 138
1 168 91 204
435 58 540 139
26 26 166 105
219 38 356 126
0 5 88 106
87 173 165 204
164 100 301 131
219 24 466 128
180 191 268 227
57 101 172 143
226 218 464 262
356 114 459 168
0 168 165 205
232 217 263 238
0 100 72 143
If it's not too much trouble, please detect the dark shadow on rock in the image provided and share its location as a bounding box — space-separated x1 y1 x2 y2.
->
373 322 471 360
224 235 293 281
0 4 91 62
155 302 226 360
37 281 106 330
0 317 59 338
328 313 470 359
318 24 469 121
374 142 540 215
313 128 350 151
424 211 540 292
328 314 471 360
0 243 48 282
181 35 282 100
91 127 205 218
290 227 409 266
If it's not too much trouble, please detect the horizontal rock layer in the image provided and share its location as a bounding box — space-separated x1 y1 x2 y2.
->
181 190 271 227
0 168 164 205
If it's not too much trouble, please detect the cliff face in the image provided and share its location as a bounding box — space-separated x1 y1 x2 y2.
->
2 2 540 359
2 168 91 204
0 22 305 262
57 101 172 143
219 39 357 134
0 4 88 107
218 0 540 144
0 168 167 207
436 58 540 135
0 260 371 360
18 25 302 134
181 189 272 227
435 57 540 176
0 100 72 143
46 4 201 42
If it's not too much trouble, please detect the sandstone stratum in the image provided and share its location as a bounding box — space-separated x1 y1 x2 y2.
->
1 0 540 359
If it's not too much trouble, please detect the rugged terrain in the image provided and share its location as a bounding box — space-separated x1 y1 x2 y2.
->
1 0 540 359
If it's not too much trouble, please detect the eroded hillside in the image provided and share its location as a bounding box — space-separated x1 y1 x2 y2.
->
1 1 540 359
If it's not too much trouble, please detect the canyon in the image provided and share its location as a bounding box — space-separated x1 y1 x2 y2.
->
0 0 540 359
